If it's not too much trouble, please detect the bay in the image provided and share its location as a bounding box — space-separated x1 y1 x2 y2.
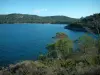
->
0 24 86 66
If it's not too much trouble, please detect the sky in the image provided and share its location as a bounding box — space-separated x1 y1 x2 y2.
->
0 0 100 18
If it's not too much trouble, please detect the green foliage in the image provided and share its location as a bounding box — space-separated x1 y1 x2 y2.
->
81 55 98 65
60 59 75 68
81 13 100 28
67 13 100 33
46 43 58 58
38 54 46 61
47 50 58 58
77 34 96 53
55 38 73 59
96 38 100 54
46 43 55 51
46 33 73 59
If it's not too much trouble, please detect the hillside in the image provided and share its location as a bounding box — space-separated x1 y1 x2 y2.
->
0 13 77 24
65 13 100 33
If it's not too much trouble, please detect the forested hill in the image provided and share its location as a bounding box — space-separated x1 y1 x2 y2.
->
0 13 77 24
81 13 100 27
65 13 100 33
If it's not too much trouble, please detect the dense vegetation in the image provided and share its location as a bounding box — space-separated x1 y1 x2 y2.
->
65 13 100 33
0 32 100 75
0 13 77 24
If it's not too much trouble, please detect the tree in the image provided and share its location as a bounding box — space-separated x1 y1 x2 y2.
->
77 34 96 53
46 43 58 58
55 38 73 59
38 54 46 61
46 32 73 59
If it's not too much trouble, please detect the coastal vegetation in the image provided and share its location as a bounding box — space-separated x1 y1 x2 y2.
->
65 13 100 33
0 32 100 75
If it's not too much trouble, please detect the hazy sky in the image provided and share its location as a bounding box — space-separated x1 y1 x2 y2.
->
0 0 100 18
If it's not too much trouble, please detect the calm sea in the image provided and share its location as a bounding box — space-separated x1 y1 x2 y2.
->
0 24 86 66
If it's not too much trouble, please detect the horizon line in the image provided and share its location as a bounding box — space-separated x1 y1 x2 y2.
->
0 13 99 19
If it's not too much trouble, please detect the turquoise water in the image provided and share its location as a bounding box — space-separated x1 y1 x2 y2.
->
0 24 85 66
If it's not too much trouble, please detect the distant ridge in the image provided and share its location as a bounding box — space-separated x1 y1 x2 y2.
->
0 13 78 24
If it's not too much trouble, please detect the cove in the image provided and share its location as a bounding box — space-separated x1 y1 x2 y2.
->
0 24 90 66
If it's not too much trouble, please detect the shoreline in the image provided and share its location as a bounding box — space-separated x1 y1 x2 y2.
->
0 23 67 25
